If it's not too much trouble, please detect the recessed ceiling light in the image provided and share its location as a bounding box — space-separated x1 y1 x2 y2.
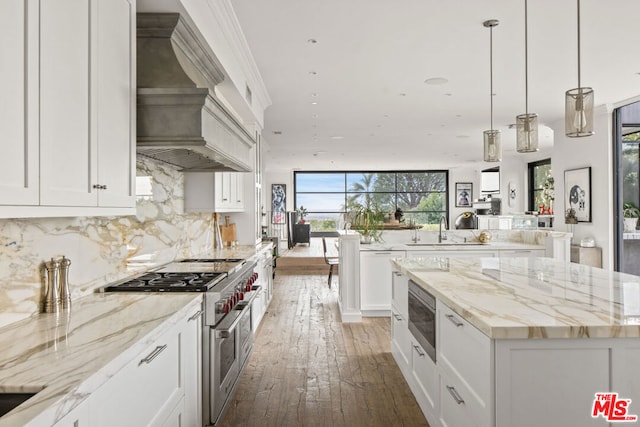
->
311 93 318 97
424 77 448 85
444 93 452 97
272 131 282 135
311 101 318 105
330 136 344 140
312 114 318 118
309 71 317 75
456 135 470 138
399 93 407 97
307 38 318 44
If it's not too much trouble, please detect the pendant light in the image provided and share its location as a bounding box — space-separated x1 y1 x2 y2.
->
483 19 501 162
516 0 539 153
565 0 594 137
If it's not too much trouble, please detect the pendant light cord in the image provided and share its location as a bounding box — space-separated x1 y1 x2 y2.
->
524 0 529 115
577 0 581 89
490 24 494 131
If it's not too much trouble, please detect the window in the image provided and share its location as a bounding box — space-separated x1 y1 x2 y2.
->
528 159 552 211
294 171 449 232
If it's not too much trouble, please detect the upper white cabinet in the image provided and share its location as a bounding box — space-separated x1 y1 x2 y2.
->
184 172 246 213
0 0 136 218
0 0 39 206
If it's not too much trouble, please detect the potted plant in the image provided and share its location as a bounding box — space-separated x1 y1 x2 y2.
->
351 203 383 244
623 202 640 232
295 206 308 224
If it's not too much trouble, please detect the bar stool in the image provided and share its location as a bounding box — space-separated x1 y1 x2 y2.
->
322 237 339 288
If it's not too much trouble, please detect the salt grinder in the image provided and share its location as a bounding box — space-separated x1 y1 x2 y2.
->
59 256 72 309
43 258 60 313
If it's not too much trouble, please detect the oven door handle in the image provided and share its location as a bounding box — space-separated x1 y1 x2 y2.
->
243 285 262 305
215 302 251 338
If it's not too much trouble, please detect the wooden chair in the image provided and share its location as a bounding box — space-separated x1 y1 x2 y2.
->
322 237 339 288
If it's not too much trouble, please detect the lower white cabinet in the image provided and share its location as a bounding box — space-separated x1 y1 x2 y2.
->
411 340 439 421
86 302 200 427
360 251 405 315
391 308 411 369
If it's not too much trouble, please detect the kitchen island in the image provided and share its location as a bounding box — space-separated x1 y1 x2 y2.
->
391 256 640 427
337 229 571 322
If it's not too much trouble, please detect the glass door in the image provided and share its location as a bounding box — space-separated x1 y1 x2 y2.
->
614 101 640 274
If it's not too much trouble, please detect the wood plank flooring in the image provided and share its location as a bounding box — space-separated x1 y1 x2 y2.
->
220 274 429 427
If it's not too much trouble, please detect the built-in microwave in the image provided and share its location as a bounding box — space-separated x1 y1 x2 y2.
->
408 280 436 363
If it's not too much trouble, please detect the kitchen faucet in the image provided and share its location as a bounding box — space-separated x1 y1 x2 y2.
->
438 216 448 243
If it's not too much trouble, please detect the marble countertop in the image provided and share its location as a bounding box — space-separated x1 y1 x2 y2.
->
392 256 640 340
0 242 273 425
0 292 202 426
359 241 544 252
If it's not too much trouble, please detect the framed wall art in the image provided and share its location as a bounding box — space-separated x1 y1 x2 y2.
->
564 167 591 222
455 182 473 207
271 184 286 224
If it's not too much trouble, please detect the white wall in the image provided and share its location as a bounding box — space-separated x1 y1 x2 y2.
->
551 105 614 269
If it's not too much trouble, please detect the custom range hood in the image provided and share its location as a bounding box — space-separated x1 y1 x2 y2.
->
137 13 254 172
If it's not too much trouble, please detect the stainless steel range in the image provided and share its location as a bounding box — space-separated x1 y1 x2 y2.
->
104 257 261 426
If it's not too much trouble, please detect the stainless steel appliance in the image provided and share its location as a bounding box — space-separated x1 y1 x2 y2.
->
454 211 477 229
408 280 436 363
104 257 261 426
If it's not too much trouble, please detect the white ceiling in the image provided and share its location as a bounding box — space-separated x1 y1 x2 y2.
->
230 0 640 172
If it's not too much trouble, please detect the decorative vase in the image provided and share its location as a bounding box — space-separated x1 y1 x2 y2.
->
623 218 638 232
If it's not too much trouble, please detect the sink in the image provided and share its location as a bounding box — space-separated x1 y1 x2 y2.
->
0 393 38 417
405 242 485 246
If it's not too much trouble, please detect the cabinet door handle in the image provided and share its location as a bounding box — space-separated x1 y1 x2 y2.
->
446 385 465 405
374 252 392 255
393 313 402 321
446 314 464 327
223 198 229 201
393 272 402 276
188 310 203 321
138 344 167 366
413 344 425 357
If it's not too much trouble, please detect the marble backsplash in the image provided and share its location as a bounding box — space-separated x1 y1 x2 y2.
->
0 158 215 327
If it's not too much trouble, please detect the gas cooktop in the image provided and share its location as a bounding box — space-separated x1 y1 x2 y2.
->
104 271 227 292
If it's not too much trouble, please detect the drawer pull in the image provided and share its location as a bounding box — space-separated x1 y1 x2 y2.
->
393 271 402 276
393 313 403 321
188 310 203 321
446 314 464 327
447 385 465 405
413 344 425 357
139 344 167 366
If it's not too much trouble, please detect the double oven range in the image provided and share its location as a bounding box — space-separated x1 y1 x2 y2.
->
104 257 261 426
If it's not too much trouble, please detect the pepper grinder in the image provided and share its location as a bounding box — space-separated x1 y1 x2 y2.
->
43 258 60 313
59 256 72 309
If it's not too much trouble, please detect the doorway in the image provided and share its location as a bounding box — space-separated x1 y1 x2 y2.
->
614 101 640 274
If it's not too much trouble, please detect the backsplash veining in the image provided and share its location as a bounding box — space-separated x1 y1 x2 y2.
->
0 158 214 327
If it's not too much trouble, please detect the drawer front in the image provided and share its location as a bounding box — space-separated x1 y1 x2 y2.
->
392 271 409 318
437 302 491 404
90 328 182 427
391 309 411 367
440 369 489 427
411 340 439 415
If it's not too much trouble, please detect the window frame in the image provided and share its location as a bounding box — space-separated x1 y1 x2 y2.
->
528 158 552 211
293 170 450 232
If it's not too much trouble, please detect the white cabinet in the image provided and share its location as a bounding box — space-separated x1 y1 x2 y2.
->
0 0 39 206
89 301 200 427
360 251 404 315
391 270 411 370
0 0 135 218
411 339 440 422
437 302 492 427
184 172 246 213
182 304 203 427
407 250 498 258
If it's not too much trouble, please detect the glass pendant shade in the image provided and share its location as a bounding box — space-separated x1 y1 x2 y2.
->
483 130 501 162
516 113 539 152
565 87 594 137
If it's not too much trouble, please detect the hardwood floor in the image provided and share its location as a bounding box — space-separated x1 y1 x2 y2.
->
220 274 428 427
